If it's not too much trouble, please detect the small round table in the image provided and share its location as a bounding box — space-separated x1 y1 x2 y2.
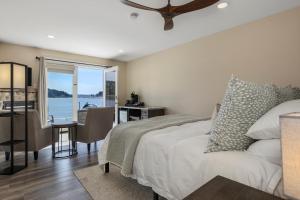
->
51 122 78 158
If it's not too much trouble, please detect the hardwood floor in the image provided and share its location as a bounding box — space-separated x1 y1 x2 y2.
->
0 143 100 200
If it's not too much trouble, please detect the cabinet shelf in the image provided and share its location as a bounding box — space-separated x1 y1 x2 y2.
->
0 62 28 175
0 140 25 146
0 112 22 117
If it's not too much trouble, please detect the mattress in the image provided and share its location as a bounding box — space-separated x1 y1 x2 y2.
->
130 120 283 199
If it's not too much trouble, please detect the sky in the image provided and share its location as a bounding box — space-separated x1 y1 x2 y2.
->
48 67 103 95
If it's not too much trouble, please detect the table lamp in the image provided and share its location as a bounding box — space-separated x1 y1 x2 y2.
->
280 113 300 200
0 63 26 89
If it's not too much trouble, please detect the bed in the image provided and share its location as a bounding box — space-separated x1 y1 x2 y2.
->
98 119 284 200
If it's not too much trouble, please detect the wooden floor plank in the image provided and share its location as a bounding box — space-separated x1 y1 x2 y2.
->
0 143 98 200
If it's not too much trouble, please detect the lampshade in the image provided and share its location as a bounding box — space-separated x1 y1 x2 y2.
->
0 63 26 88
280 113 300 200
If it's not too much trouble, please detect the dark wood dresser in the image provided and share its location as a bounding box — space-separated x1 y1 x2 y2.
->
184 176 283 200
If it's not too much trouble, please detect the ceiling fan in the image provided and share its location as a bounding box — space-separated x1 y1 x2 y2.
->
121 0 220 31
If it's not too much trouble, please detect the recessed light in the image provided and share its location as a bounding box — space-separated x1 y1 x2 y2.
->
118 49 124 53
130 12 139 19
47 35 55 39
217 2 228 9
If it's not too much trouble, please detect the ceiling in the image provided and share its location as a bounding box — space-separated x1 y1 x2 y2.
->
0 0 300 62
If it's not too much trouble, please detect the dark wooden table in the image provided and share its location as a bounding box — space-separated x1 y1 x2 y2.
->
51 122 78 159
184 176 283 200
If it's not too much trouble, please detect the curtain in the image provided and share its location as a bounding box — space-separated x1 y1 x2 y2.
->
38 57 47 127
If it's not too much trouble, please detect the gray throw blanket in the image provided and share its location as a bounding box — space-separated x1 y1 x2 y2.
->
106 114 203 176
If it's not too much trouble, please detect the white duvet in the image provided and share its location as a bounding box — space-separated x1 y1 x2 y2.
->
99 120 283 200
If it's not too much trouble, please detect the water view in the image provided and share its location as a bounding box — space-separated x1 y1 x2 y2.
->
48 67 105 123
48 97 103 123
47 66 116 123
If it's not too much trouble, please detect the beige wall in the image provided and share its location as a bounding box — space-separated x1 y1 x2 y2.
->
0 43 127 104
126 7 300 117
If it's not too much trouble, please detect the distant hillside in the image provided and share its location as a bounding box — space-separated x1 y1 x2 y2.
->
48 89 72 98
78 91 103 98
48 89 104 98
96 91 103 97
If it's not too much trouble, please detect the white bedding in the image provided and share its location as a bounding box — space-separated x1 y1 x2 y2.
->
99 120 283 200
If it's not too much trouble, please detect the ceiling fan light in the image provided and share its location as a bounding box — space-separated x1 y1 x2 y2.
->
122 0 222 31
217 2 228 9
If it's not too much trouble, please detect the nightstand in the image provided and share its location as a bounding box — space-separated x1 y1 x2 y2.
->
184 176 283 200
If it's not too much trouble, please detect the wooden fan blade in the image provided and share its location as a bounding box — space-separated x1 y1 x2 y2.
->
121 0 158 11
164 17 174 31
173 0 220 15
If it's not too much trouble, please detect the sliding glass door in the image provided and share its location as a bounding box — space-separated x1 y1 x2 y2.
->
46 63 77 124
77 66 104 110
104 66 118 123
46 62 118 124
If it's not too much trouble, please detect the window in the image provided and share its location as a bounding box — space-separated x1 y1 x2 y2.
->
45 61 118 124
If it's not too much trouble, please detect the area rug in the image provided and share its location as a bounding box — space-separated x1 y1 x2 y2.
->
74 164 154 200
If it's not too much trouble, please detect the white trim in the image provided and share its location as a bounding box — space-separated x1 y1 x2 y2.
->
42 56 109 68
104 66 119 123
46 61 75 73
72 67 78 121
76 64 105 70
45 67 49 124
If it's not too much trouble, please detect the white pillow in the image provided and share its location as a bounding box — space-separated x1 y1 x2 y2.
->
246 99 300 139
247 139 282 165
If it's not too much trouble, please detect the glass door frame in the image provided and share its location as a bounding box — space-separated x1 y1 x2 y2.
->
76 64 106 110
45 62 78 122
104 66 119 123
45 61 118 123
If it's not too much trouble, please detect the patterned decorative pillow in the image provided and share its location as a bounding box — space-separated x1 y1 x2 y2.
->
208 103 221 134
275 85 295 105
206 76 278 153
293 87 300 99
